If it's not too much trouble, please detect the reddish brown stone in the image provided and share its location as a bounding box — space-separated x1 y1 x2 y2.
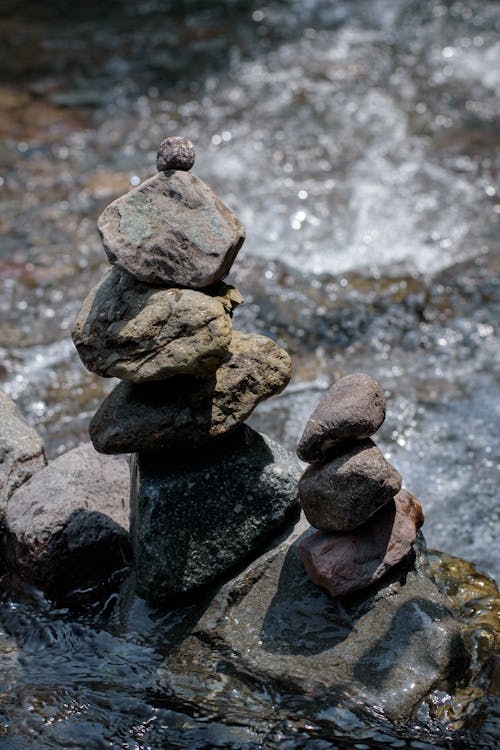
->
298 488 424 598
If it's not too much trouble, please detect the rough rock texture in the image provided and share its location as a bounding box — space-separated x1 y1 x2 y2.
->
130 425 301 601
0 390 47 532
72 268 242 382
298 439 402 531
299 488 424 597
181 519 467 722
156 136 195 172
297 373 386 463
90 331 291 454
6 443 131 597
97 170 245 288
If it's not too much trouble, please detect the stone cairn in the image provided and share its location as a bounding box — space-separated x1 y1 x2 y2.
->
297 373 424 597
72 136 300 603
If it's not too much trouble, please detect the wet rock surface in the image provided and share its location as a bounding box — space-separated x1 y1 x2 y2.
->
97 170 245 288
298 439 402 531
297 373 386 463
299 488 424 597
72 268 241 382
5 443 131 597
90 331 291 454
130 425 301 601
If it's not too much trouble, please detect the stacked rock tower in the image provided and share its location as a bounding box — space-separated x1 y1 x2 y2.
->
72 137 300 603
297 373 424 597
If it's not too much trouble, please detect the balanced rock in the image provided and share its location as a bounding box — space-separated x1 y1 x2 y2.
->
297 373 386 463
6 443 131 598
90 331 291 454
97 171 245 288
131 425 301 600
298 438 402 531
72 267 242 382
157 136 195 172
299 488 424 597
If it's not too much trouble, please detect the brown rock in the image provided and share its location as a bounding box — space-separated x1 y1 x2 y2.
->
298 439 402 531
72 268 242 382
97 170 245 288
297 373 386 462
89 331 291 454
299 488 424 597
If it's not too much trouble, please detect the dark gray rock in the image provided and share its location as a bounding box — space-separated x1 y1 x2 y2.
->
298 438 402 531
299 488 425 597
6 443 131 598
90 331 291 454
297 373 386 463
97 170 245 288
72 268 242 382
130 425 301 601
180 519 467 722
156 136 195 172
0 389 47 535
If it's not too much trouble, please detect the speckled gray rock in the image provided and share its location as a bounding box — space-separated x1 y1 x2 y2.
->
176 521 467 722
299 489 425 597
130 425 301 600
90 331 291 454
6 443 131 597
157 136 195 172
72 268 242 382
97 171 245 288
297 373 386 463
298 439 402 531
0 390 47 535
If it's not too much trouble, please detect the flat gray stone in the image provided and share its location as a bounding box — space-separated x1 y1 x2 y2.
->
183 520 467 722
130 425 301 601
97 171 245 288
297 373 386 463
298 439 402 531
90 331 291 454
72 268 242 382
6 443 131 598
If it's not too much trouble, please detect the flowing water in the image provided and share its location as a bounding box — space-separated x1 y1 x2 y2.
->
0 1 499 747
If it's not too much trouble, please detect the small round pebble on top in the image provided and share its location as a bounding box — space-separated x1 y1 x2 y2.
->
157 136 195 172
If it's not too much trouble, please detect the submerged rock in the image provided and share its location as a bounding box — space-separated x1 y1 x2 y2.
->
90 331 291 454
72 268 242 382
5 443 131 597
298 439 402 531
299 488 424 597
297 373 386 463
97 170 245 288
130 425 301 601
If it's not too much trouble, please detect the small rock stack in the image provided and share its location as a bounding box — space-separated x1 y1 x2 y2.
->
72 137 300 603
297 373 424 597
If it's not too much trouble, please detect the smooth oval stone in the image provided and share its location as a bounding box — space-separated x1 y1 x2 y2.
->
89 331 291 454
298 439 402 531
157 136 195 172
72 268 242 382
299 488 424 597
97 171 245 288
297 373 386 463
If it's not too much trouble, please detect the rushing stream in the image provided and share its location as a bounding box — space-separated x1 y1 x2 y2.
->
0 1 498 747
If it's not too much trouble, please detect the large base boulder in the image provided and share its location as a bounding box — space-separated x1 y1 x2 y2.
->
130 425 301 602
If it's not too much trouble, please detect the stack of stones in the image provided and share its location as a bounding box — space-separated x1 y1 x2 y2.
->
297 373 424 597
72 137 300 603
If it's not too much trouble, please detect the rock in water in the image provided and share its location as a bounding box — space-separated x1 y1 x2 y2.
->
156 136 195 172
6 444 131 598
97 171 245 288
90 331 291 454
299 488 424 597
297 373 386 463
181 519 467 722
130 425 301 600
72 268 242 382
298 439 402 531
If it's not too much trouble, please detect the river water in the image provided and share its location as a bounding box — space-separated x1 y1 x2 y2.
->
0 1 498 747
